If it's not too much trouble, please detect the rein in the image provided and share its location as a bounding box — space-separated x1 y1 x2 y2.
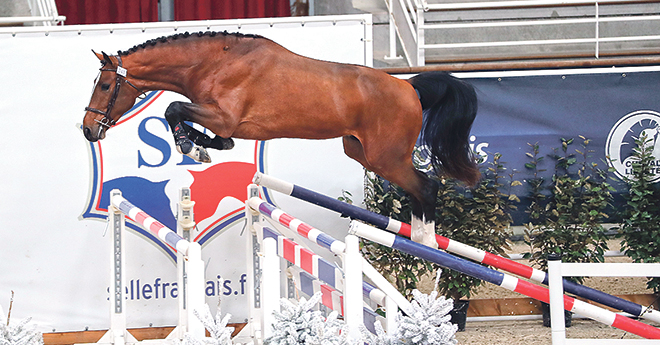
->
85 54 146 130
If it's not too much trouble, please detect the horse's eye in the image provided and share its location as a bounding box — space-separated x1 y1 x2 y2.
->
101 84 110 91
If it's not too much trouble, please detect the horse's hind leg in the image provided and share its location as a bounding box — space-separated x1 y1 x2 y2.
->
409 174 439 249
343 135 439 248
164 101 234 163
387 168 439 249
343 135 376 171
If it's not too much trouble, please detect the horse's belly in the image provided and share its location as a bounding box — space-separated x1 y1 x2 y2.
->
231 119 349 141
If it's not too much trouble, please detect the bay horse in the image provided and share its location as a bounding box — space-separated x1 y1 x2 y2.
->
82 31 479 248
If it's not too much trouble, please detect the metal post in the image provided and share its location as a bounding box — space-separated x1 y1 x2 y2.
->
158 0 175 21
548 253 566 345
246 184 263 342
169 188 196 340
185 242 206 339
109 190 126 345
343 234 363 341
415 5 425 67
385 296 397 334
98 189 137 345
595 2 600 59
262 237 280 339
385 1 401 60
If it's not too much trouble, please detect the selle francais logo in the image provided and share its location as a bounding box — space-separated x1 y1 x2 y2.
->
80 90 265 261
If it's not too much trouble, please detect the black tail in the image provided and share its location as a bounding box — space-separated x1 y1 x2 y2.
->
407 71 480 186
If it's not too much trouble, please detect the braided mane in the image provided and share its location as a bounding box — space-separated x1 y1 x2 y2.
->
117 30 263 56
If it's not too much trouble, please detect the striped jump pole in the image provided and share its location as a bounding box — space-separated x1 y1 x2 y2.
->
286 265 382 335
350 221 660 339
253 172 660 324
247 196 413 315
260 233 381 336
262 226 390 307
250 198 362 339
109 190 205 339
111 193 191 256
247 196 346 255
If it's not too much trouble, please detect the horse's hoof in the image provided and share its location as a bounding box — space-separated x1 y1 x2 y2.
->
424 239 439 249
176 140 193 154
223 138 235 150
186 146 212 163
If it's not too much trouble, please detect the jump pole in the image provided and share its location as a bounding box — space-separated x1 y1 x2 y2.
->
247 197 363 339
109 190 206 341
253 172 660 324
246 196 413 315
349 221 660 339
261 225 390 307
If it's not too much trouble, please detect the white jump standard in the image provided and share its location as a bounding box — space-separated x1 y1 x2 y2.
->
90 189 207 345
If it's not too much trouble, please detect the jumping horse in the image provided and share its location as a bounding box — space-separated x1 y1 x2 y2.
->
82 31 480 248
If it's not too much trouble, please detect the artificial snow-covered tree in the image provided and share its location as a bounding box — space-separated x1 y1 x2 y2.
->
397 290 457 345
264 292 354 345
0 317 43 345
359 321 399 345
175 333 203 345
193 305 234 345
170 304 234 345
0 312 43 345
1 292 43 345
361 289 458 345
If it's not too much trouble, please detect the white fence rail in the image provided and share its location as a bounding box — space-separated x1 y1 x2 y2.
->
548 258 660 344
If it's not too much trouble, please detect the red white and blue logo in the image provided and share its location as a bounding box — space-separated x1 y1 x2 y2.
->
80 91 272 261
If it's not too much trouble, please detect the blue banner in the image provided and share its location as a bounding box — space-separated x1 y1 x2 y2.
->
463 69 660 224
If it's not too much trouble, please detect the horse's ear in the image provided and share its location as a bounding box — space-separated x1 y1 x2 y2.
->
92 49 103 62
101 51 114 66
92 49 111 66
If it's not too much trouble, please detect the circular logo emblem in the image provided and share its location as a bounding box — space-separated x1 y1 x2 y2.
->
605 110 660 183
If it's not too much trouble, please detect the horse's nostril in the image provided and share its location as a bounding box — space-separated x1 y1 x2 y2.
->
83 127 94 141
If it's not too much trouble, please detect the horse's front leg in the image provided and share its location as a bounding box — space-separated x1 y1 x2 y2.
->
164 101 234 163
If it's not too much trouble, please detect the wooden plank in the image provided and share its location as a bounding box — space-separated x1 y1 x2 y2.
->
467 294 659 317
43 324 247 345
467 297 543 317
575 293 660 313
43 330 107 345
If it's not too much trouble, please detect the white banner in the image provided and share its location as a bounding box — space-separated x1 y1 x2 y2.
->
0 15 371 332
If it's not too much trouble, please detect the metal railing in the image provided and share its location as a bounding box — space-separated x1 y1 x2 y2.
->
386 0 660 66
0 0 65 26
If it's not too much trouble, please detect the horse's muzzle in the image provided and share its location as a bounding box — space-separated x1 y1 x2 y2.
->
83 126 105 142
83 126 96 142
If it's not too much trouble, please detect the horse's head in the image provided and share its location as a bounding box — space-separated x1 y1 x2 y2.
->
82 51 144 142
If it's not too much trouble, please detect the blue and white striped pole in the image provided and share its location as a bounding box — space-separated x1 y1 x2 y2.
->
349 221 660 339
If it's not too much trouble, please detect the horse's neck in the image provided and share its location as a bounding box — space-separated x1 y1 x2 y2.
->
124 46 210 95
127 37 260 97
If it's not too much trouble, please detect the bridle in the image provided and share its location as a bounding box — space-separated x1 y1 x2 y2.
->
85 54 146 130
